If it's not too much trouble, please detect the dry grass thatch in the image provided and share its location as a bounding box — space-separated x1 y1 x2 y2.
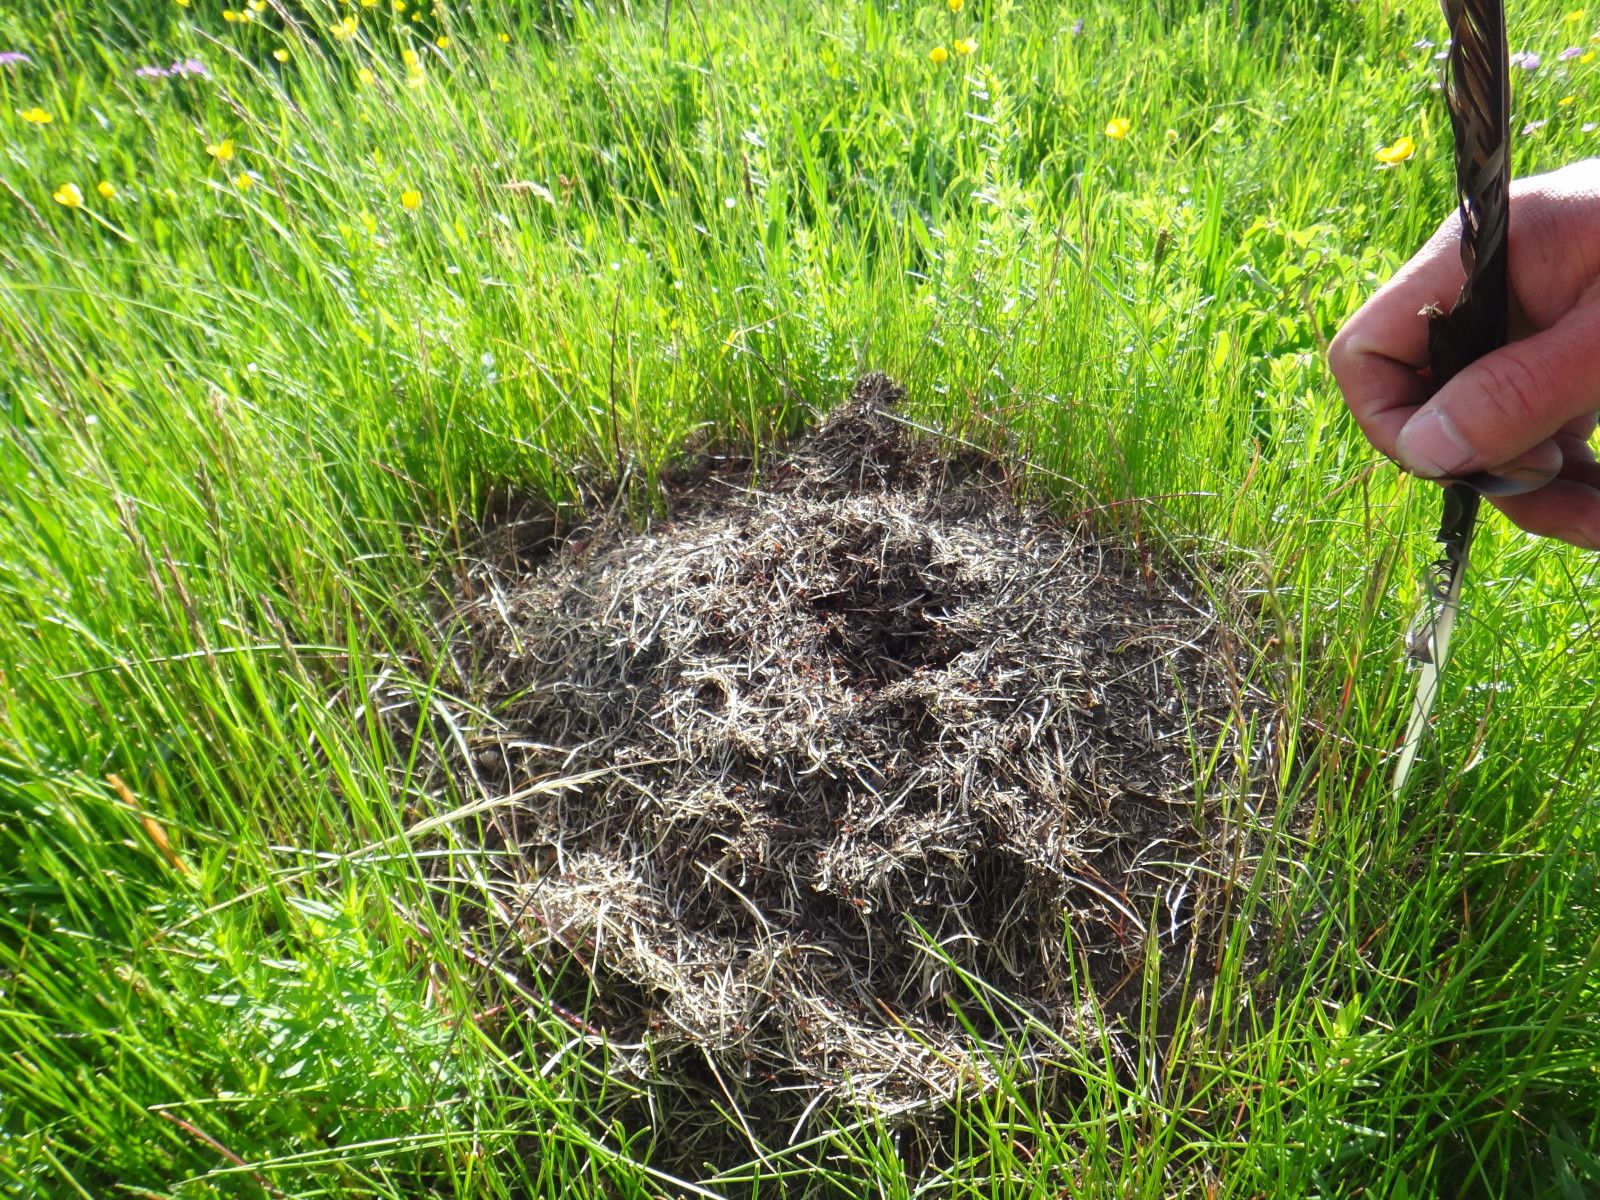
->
434 373 1278 1120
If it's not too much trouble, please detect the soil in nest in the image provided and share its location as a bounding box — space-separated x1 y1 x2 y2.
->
443 373 1276 1118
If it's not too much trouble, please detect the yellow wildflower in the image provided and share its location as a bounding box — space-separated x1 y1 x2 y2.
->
273 48 290 62
1561 94 1577 105
331 15 358 39
1585 50 1597 62
234 172 254 190
954 37 976 55
177 0 189 7
249 0 266 11
929 44 949 63
393 0 406 9
223 9 239 21
20 107 53 124
360 0 377 6
206 138 235 161
1375 135 1416 164
948 0 963 10
52 183 83 208
96 179 116 200
402 47 419 66
1565 7 1585 19
435 35 450 48
404 66 425 87
498 31 510 42
400 188 421 210
357 66 376 84
1104 117 1131 139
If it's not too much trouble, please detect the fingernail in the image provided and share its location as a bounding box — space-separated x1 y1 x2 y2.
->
1503 464 1559 486
1396 409 1477 478
1449 465 1558 496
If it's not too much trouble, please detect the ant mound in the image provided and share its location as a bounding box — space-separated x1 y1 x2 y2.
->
450 374 1274 1117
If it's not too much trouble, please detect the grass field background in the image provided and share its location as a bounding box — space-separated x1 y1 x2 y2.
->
3 0 1600 1195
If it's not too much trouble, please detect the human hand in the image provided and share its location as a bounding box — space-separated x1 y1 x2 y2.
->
1328 158 1600 549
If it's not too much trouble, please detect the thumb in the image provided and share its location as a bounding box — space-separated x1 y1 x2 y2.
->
1394 301 1600 480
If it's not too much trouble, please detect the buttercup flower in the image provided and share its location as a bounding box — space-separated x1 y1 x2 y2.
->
929 44 949 63
954 37 976 55
206 137 235 161
498 32 510 42
948 0 963 10
273 48 290 62
20 106 52 124
401 188 421 209
222 9 240 21
97 180 115 200
52 183 83 208
331 16 358 39
435 35 450 48
234 172 254 190
1104 116 1131 139
1376 135 1416 163
357 66 376 84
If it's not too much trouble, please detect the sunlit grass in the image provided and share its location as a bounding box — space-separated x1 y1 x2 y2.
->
3 0 1600 1195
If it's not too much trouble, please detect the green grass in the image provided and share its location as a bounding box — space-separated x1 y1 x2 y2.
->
3 0 1600 1194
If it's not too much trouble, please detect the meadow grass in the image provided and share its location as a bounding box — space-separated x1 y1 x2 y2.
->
3 0 1600 1195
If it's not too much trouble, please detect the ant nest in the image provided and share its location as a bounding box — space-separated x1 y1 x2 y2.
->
438 373 1277 1119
